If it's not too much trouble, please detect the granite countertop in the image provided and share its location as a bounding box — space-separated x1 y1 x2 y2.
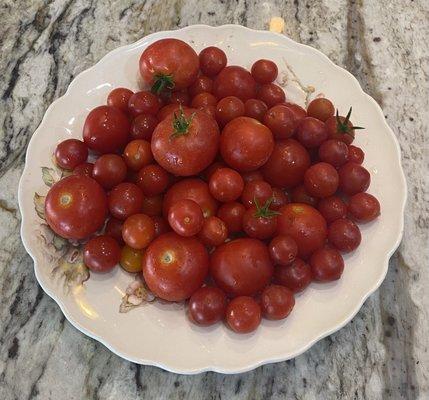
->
0 1 428 399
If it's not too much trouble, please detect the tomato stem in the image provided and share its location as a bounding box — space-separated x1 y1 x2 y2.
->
170 106 195 139
253 197 281 219
151 73 175 94
335 107 365 138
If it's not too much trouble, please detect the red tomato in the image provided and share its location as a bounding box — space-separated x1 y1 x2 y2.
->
142 232 209 301
282 102 307 120
201 161 227 181
209 167 244 202
263 105 300 139
307 98 335 122
152 108 220 176
168 90 190 106
213 66 257 101
317 196 348 223
318 139 349 167
348 192 380 222
325 108 363 145
220 117 274 172
108 182 144 220
105 217 124 244
139 38 199 92
107 88 134 113
123 139 153 171
304 162 339 198
217 202 246 233
191 92 217 108
45 175 107 239
136 164 170 196
55 139 88 170
244 99 268 122
188 286 227 326
261 285 295 320
157 104 190 121
295 117 328 148
242 204 278 240
141 194 163 217
73 162 94 177
251 59 278 84
130 114 158 141
291 185 319 207
310 247 344 282
241 170 264 184
262 139 310 188
271 187 290 210
199 46 227 77
328 218 361 252
277 203 327 259
338 162 370 195
274 258 312 293
257 83 285 108
92 154 127 189
83 235 120 272
199 104 216 118
168 199 204 237
128 91 161 117
188 76 213 97
210 238 273 297
348 145 365 164
82 106 130 154
198 216 228 247
241 180 273 208
268 235 298 266
152 216 171 238
215 96 245 126
226 296 261 333
122 213 155 250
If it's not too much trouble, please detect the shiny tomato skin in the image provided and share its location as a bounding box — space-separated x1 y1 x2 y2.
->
83 235 120 273
242 207 277 240
141 194 163 217
123 139 153 171
226 296 261 333
45 175 107 240
348 192 380 222
73 162 94 177
152 216 171 238
277 203 328 259
304 162 339 198
120 245 144 273
271 188 290 210
310 247 344 282
261 285 295 320
188 286 228 326
157 104 190 121
92 154 127 189
241 170 264 184
130 114 158 141
217 202 246 233
189 76 213 97
282 102 307 120
274 258 312 293
122 213 155 250
215 96 245 127
168 199 204 237
348 145 365 164
213 66 257 101
55 139 88 170
251 59 278 84
137 164 170 196
142 232 209 301
241 180 273 208
307 98 335 122
105 217 124 244
220 116 274 172
244 99 268 122
291 185 319 207
107 88 134 113
317 196 348 223
338 162 371 195
263 105 300 139
295 117 328 148
268 235 298 266
328 218 361 252
199 46 227 77
168 90 190 106
108 182 144 220
209 167 244 202
318 139 349 167
257 83 285 108
83 106 130 154
191 92 217 108
198 216 228 247
325 115 355 145
152 108 220 176
210 238 274 297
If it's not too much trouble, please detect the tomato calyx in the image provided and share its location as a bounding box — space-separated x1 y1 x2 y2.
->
253 197 281 219
151 73 175 94
170 107 195 139
336 107 365 137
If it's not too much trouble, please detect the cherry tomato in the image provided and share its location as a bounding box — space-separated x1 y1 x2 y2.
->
241 180 273 208
263 105 300 139
73 162 94 177
269 235 298 266
304 162 339 198
198 216 228 247
152 108 220 176
307 98 335 122
168 90 190 106
325 108 363 145
209 168 244 202
122 213 155 250
338 162 370 195
201 161 227 181
108 182 143 220
348 192 380 222
137 164 170 196
120 245 143 273
199 46 227 77
217 202 246 233
226 296 261 333
168 199 204 237
244 99 268 121
55 139 88 170
215 96 245 126
251 59 278 84
188 76 213 97
261 285 295 320
271 188 290 210
262 139 310 188
221 117 274 172
83 235 120 272
191 92 217 108
199 104 216 118
107 88 134 113
257 83 285 108
105 217 124 244
123 139 153 171
157 104 190 121
128 91 161 117
317 196 347 223
328 218 361 252
318 139 349 167
282 102 307 120
310 247 344 282
295 117 328 148
213 66 257 101
242 204 278 240
348 145 365 164
130 113 158 141
143 232 209 301
188 286 228 326
139 38 199 91
210 238 273 297
277 203 327 259
141 194 163 217
152 216 171 237
291 185 319 207
274 258 312 293
92 154 127 189
83 106 130 154
45 175 107 240
241 170 264 183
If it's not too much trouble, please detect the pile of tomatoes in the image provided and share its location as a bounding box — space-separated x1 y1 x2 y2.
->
44 38 380 334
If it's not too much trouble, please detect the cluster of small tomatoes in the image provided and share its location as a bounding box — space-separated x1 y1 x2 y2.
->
44 38 380 334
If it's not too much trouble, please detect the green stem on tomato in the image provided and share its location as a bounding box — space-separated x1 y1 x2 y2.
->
253 197 281 219
151 73 175 94
170 106 195 139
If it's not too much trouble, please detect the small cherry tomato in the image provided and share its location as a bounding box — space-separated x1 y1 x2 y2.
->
217 202 246 233
122 213 155 250
120 245 143 273
188 286 228 326
168 90 190 106
92 154 127 189
317 196 348 223
157 104 190 121
348 145 365 164
130 114 158 141
137 164 170 196
251 59 278 84
105 217 124 244
73 162 94 177
310 247 344 282
141 194 163 217
269 235 298 266
202 161 227 181
199 46 227 77
257 83 285 108
107 88 134 113
241 170 264 184
213 66 257 101
123 139 153 171
168 199 204 237
295 117 328 148
263 105 300 139
304 162 339 198
307 98 335 122
199 104 216 118
244 99 268 121
226 296 261 333
274 258 312 293
209 167 244 202
291 185 319 207
328 218 361 252
261 285 295 320
338 162 370 195
198 216 228 247
191 92 217 108
108 182 144 220
241 180 273 208
242 200 279 240
318 139 349 167
282 102 307 120
325 108 364 145
271 188 290 210
128 91 161 117
152 216 171 237
188 76 213 97
83 235 120 272
348 192 380 222
55 139 88 170
215 96 245 126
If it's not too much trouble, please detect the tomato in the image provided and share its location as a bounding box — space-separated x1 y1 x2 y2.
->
263 105 300 139
213 66 257 101
274 258 312 293
242 203 278 240
262 139 310 188
241 170 264 183
338 162 370 195
152 108 220 176
220 117 274 172
348 145 365 164
209 167 244 202
241 180 273 208
130 113 158 141
55 139 88 170
325 108 363 145
307 98 335 122
282 102 307 120
120 245 143 273
310 247 344 282
244 99 268 122
199 104 216 118
304 162 339 198
136 164 170 196
105 217 124 244
188 76 213 97
157 104 190 121
107 88 134 113
261 285 295 320
108 182 143 220
215 96 245 126
271 188 290 210
123 139 153 171
83 106 130 154
168 90 190 106
152 216 171 237
141 194 163 216
318 139 349 167
257 83 285 108
291 185 319 207
198 216 228 247
251 59 278 84
201 161 226 181
83 235 120 272
199 46 227 77
295 117 328 148
168 199 204 237
163 178 218 219
92 154 127 189
73 162 94 177
210 238 273 297
122 213 155 250
277 203 327 259
328 218 361 252
45 175 107 239
225 296 261 333
348 192 380 222
317 196 347 223
269 235 298 266
139 38 199 92
217 202 246 233
143 232 209 301
188 286 228 326
191 92 217 108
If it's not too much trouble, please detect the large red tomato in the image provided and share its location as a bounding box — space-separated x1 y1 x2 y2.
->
152 108 220 176
139 39 199 92
82 106 130 154
142 232 209 301
45 175 107 239
213 66 257 101
277 203 327 259
220 117 274 172
210 238 273 297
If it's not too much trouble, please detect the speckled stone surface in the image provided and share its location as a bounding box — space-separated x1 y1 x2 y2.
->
0 1 428 399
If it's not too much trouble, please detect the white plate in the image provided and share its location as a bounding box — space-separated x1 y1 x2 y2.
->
18 25 406 374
